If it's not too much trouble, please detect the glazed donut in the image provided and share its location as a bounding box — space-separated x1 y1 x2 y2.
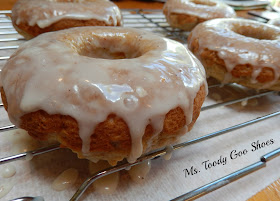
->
1 27 207 165
11 0 122 39
188 18 280 91
163 0 236 31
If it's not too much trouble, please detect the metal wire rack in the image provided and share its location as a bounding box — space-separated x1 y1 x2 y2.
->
0 9 280 201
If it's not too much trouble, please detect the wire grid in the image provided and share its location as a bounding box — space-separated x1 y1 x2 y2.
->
122 9 189 42
0 9 280 201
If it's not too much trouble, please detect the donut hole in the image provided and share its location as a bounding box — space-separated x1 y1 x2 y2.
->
79 47 135 59
190 0 216 6
77 39 142 60
233 25 277 40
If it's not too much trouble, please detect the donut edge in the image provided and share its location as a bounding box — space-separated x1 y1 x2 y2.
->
1 84 206 165
188 36 280 91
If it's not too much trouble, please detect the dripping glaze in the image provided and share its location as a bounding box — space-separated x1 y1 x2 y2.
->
1 27 206 163
51 168 79 191
89 161 119 194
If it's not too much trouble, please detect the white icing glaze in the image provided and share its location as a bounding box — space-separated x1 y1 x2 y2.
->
1 27 206 163
163 145 173 160
188 18 280 87
89 161 119 194
51 168 79 191
268 18 280 28
12 0 122 28
128 160 151 183
163 0 236 20
25 153 34 161
0 181 14 199
1 164 16 178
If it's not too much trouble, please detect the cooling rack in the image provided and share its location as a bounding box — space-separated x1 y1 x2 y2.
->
0 9 280 201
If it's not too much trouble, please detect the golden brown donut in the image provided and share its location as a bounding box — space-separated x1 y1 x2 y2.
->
188 18 280 91
163 0 236 31
1 27 207 165
11 0 122 39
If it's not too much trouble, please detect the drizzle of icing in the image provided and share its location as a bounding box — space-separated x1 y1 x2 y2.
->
163 0 236 19
0 181 14 199
51 168 79 191
163 145 173 160
12 0 122 28
188 18 280 87
128 160 151 183
1 164 16 178
1 27 206 163
89 160 119 194
25 153 34 161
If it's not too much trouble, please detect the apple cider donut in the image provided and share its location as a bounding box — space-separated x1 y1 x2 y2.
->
163 0 236 31
188 18 280 91
11 0 122 39
1 27 207 165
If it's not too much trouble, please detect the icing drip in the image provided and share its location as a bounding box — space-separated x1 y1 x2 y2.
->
89 161 119 194
1 164 16 178
188 18 280 87
128 160 151 183
1 27 206 163
163 145 174 160
51 168 79 191
163 0 236 19
12 0 122 28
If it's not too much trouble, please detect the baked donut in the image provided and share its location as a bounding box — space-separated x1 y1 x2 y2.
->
188 18 280 91
163 0 236 31
1 27 207 165
11 0 122 39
